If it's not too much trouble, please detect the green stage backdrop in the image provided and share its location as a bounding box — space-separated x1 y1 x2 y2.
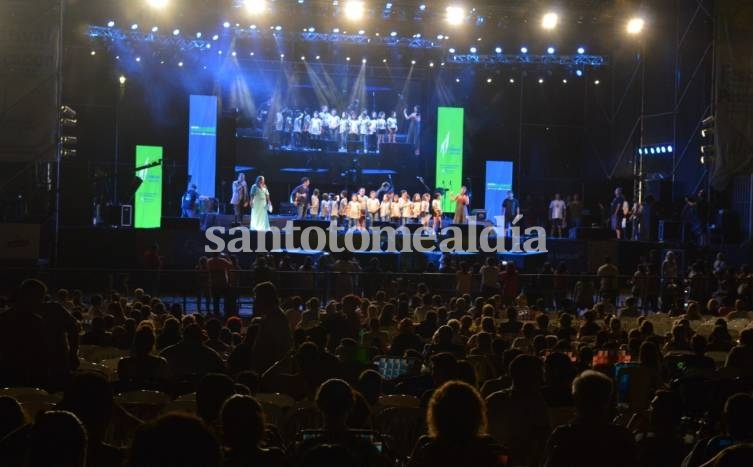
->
435 107 465 213
134 146 163 229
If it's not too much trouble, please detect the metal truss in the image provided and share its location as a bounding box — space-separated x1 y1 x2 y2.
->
88 26 209 51
298 32 439 49
448 54 607 67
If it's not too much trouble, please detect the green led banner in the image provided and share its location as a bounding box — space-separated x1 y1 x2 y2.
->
134 145 163 229
435 107 464 213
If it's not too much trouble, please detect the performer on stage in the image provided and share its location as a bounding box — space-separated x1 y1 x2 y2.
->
249 176 271 231
181 184 199 218
387 111 398 143
610 187 626 239
404 105 421 156
501 191 520 235
290 177 311 219
431 192 443 232
230 173 248 224
452 186 470 224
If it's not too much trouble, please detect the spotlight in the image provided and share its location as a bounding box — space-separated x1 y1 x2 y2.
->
660 146 666 153
429 62 434 67
562 79 567 84
344 1 365 21
301 56 306 60
280 53 284 58
131 24 139 30
316 55 320 60
333 28 340 33
107 20 115 28
542 12 558 30
172 29 180 35
509 78 515 84
449 48 456 54
577 47 585 54
437 34 444 40
419 4 426 10
538 78 544 84
411 60 416 65
151 26 159 32
627 17 645 34
218 50 223 55
147 0 169 9
136 57 141 62
575 69 583 77
594 79 600 85
90 50 96 56
455 78 460 83
440 62 445 66
196 32 202 38
547 46 555 54
231 51 237 57
390 31 397 37
244 0 267 15
119 75 126 85
178 61 184 67
212 34 219 40
362 58 367 63
667 145 673 152
275 25 282 31
520 46 528 54
358 30 365 35
470 46 477 53
495 47 502 53
446 6 465 26
650 148 655 154
223 21 231 28
346 57 351 61
382 58 387 63
486 78 492 83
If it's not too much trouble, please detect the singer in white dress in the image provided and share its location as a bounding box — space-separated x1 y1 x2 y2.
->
249 176 272 231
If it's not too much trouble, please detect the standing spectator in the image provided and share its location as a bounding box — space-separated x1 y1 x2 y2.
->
250 282 293 374
498 263 520 306
480 257 501 297
549 193 567 238
597 257 619 305
207 253 232 317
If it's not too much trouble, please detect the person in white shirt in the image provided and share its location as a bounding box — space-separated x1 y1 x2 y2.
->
330 194 340 224
293 112 303 148
358 111 370 153
320 193 331 221
399 191 410 225
431 192 443 233
348 112 360 150
387 111 398 143
339 112 349 151
347 193 362 230
339 190 349 227
274 111 284 148
309 189 320 219
389 193 402 223
420 193 431 227
379 193 391 222
549 193 567 237
309 112 322 147
366 191 380 227
329 109 340 143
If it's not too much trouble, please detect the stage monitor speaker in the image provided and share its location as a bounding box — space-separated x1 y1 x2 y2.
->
162 217 200 230
470 209 487 221
292 219 331 230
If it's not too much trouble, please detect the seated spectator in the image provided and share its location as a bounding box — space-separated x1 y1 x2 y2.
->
293 379 387 467
81 316 114 347
543 370 637 467
28 410 88 467
498 307 523 335
361 318 390 353
0 396 27 441
578 310 601 338
541 352 576 407
634 390 687 467
618 297 639 318
684 335 716 372
480 348 522 398
535 313 550 336
425 325 465 358
639 341 665 392
420 352 459 407
725 328 753 375
197 373 237 431
554 313 577 342
683 393 753 467
220 395 288 467
355 369 383 407
408 381 509 467
58 371 125 467
160 324 226 382
227 324 259 375
118 324 169 390
389 318 424 356
127 413 222 467
486 355 550 466
204 319 230 354
157 318 181 350
415 311 439 340
701 444 753 467
726 299 749 320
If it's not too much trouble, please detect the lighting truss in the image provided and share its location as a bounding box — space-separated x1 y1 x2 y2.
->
298 31 439 48
88 26 209 50
448 53 607 67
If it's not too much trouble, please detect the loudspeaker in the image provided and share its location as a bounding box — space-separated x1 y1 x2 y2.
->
568 227 612 240
162 217 200 230
59 160 91 226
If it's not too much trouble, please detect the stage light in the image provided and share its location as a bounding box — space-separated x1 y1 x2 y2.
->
486 78 492 83
449 48 456 54
386 2 392 8
172 29 180 35
577 47 585 54
419 4 426 11
232 51 237 57
440 62 445 66
301 56 306 60
547 46 555 54
382 58 387 63
660 146 666 153
437 34 444 40
362 58 367 63
196 32 202 38
152 26 159 32
223 22 230 28
429 62 434 67
411 60 416 65
358 29 365 35
244 0 267 15
520 46 528 54
638 148 643 155
446 6 465 25
344 1 365 21
495 47 502 53
542 12 558 30
136 56 141 62
390 31 397 37
308 27 316 32
90 50 96 56
212 34 219 40
115 55 120 60
206 44 211 49
280 53 284 59
627 17 645 34
131 24 139 30
562 79 567 84
160 60 165 64
218 50 223 55
470 46 477 53
667 145 673 152
333 28 340 33
575 69 583 77
178 61 183 67
147 0 169 9
250 24 257 29
119 75 126 85
538 78 544 84
107 20 115 28
250 52 254 56
346 57 351 61
594 79 600 85
455 78 460 83
275 25 282 31
650 148 655 154
509 78 515 84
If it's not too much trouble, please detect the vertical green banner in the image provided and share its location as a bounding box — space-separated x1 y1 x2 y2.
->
435 107 464 212
134 145 163 229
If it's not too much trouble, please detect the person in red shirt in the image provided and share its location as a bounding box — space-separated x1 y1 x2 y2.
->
498 263 520 306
